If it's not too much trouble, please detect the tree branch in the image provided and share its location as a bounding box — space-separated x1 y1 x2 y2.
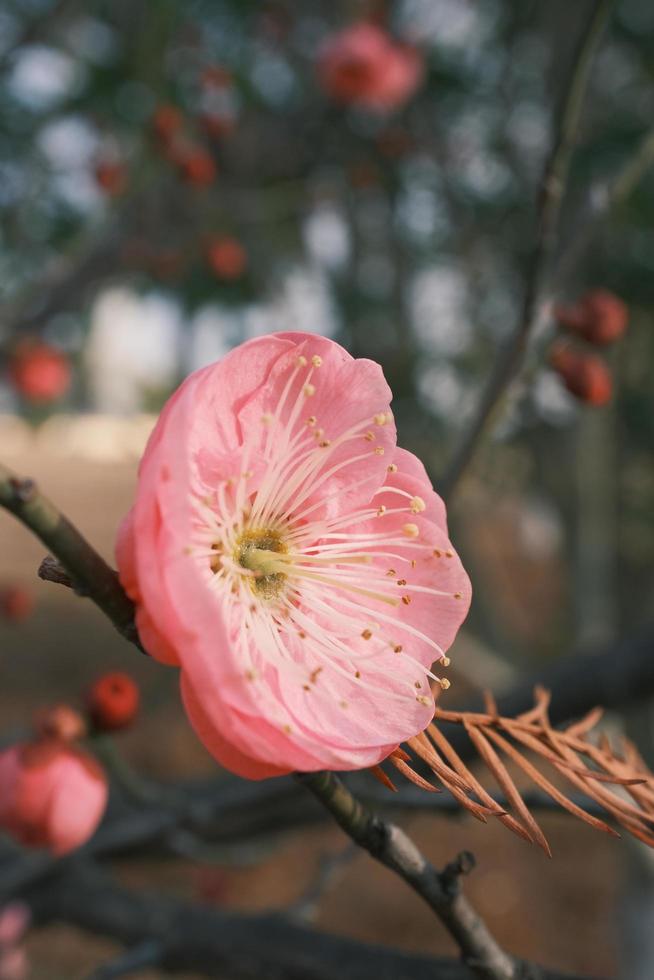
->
295 770 518 980
440 0 613 501
0 464 143 652
26 861 603 980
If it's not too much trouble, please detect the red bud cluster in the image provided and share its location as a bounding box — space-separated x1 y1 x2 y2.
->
549 288 629 407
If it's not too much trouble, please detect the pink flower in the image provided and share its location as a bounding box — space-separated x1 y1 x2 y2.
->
317 23 423 112
117 333 470 779
0 740 108 855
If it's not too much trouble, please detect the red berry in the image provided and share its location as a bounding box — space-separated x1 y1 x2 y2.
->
87 672 140 732
94 160 127 196
555 289 628 347
206 237 247 280
549 342 613 406
9 342 71 404
0 586 34 623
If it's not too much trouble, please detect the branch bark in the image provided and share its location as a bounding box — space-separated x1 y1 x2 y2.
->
296 770 517 980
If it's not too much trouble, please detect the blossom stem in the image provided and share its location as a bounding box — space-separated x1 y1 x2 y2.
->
440 0 614 502
0 462 143 652
295 770 518 980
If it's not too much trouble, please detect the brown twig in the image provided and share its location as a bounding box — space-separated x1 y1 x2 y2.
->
440 0 613 501
295 770 518 980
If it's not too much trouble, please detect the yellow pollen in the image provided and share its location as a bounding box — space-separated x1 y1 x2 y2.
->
445 550 454 558
303 383 315 397
410 496 426 513
340 700 348 709
403 523 419 538
433 549 442 558
296 355 307 367
454 591 462 599
364 431 375 441
396 578 407 586
439 656 451 667
439 678 451 691
374 447 385 456
313 428 324 439
283 724 293 733
298 631 306 639
355 670 361 678
393 644 403 653
310 667 322 684
416 695 431 706
377 505 386 516
303 684 311 691
387 463 398 473
361 629 372 640
414 681 422 689
410 560 417 568
319 440 331 448
311 354 322 367
374 412 390 426
261 413 273 426
306 415 317 426
386 568 396 576
401 595 411 605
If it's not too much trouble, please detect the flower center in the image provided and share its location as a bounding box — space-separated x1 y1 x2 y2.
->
236 529 288 599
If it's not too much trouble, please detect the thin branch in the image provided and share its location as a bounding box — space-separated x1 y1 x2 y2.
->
0 464 143 652
440 0 613 501
85 940 163 980
295 770 517 980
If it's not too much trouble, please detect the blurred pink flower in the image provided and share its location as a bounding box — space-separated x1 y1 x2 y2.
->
0 902 29 980
0 740 108 855
117 333 470 778
318 23 423 112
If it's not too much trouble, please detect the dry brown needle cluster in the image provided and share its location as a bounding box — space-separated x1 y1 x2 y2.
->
374 686 654 855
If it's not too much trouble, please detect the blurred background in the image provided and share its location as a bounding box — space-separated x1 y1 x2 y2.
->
0 0 653 976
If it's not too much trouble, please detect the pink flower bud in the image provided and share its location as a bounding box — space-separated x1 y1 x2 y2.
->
0 740 107 855
318 23 423 112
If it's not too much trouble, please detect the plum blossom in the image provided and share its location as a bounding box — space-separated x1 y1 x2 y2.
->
317 23 423 113
117 333 470 778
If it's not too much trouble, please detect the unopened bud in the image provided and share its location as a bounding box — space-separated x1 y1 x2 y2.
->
555 289 628 347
